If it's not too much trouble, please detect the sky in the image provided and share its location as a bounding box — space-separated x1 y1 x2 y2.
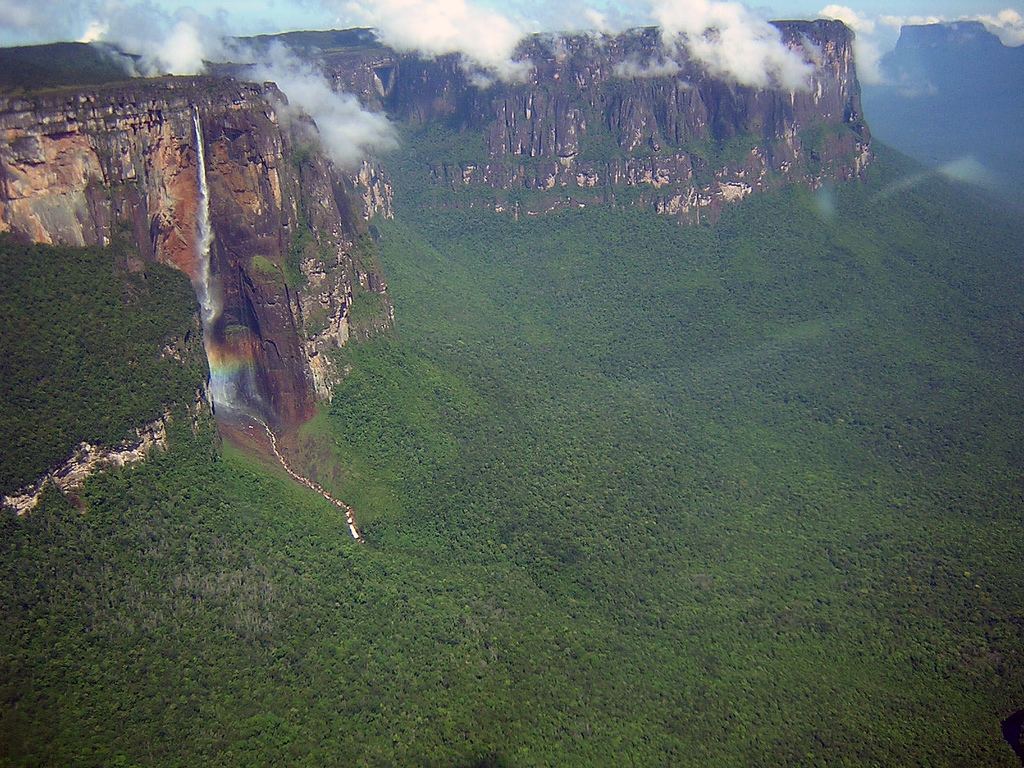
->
152 0 1019 35
0 0 1018 176
0 0 1020 89
0 0 1020 43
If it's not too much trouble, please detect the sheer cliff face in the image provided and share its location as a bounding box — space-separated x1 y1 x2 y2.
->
328 20 870 221
0 77 392 427
0 21 869 426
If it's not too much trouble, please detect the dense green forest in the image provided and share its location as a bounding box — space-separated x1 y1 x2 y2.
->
2 146 1023 766
0 237 205 494
0 43 134 92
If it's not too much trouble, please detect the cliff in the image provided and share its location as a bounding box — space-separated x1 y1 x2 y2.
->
0 20 871 430
314 19 871 221
0 77 393 426
3 413 170 514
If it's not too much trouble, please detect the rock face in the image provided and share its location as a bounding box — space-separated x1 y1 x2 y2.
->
319 19 871 222
0 77 392 426
0 21 870 426
2 414 170 514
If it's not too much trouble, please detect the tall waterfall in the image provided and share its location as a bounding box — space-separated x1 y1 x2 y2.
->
193 109 231 413
192 108 264 420
193 110 219 330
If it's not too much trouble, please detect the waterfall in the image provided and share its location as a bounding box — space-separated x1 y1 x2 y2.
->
193 110 218 330
192 108 264 420
193 109 231 413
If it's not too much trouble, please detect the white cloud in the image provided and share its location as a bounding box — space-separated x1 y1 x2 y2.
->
817 5 1024 85
79 2 233 75
4 0 397 168
339 0 531 81
650 0 812 90
819 5 874 34
0 0 227 71
879 14 944 30
976 8 1024 45
515 0 646 36
852 36 884 84
253 43 398 169
818 5 884 84
613 54 682 78
878 7 1024 45
330 0 832 90
78 20 109 43
142 18 220 74
584 8 612 33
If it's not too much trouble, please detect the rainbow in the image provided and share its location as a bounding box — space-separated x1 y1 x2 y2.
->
192 110 268 422
203 329 264 418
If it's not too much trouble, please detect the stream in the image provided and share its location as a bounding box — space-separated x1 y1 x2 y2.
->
251 418 363 542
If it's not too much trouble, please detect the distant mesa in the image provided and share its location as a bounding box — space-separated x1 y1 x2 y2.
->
861 20 1024 203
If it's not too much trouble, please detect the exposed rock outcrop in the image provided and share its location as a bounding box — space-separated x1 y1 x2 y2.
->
2 415 170 514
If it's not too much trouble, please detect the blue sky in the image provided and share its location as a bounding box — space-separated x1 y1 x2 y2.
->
0 0 1020 48
161 0 1019 34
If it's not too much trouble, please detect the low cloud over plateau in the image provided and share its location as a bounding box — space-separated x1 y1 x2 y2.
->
821 4 1024 85
338 0 532 81
253 44 398 170
650 0 812 89
2 0 399 169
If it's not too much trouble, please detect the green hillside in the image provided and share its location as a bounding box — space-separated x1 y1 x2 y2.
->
0 237 205 494
0 43 134 92
2 147 1022 766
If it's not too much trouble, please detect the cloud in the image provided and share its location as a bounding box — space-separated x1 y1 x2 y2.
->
878 14 944 30
0 0 94 44
339 0 531 81
818 4 884 84
976 8 1024 45
329 0 815 90
850 37 884 84
6 1 397 168
515 0 646 36
649 0 813 90
253 43 398 169
613 54 683 78
824 5 1024 87
819 5 1024 84
819 4 874 34
78 20 109 43
0 0 226 72
584 8 612 33
60 1 233 75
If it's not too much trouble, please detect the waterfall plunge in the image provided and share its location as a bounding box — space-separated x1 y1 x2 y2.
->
193 110 219 329
192 109 266 422
192 109 234 415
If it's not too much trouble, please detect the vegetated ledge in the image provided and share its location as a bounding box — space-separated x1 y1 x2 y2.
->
2 413 171 515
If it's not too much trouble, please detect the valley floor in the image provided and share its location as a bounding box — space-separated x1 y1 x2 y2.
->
2 148 1023 766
